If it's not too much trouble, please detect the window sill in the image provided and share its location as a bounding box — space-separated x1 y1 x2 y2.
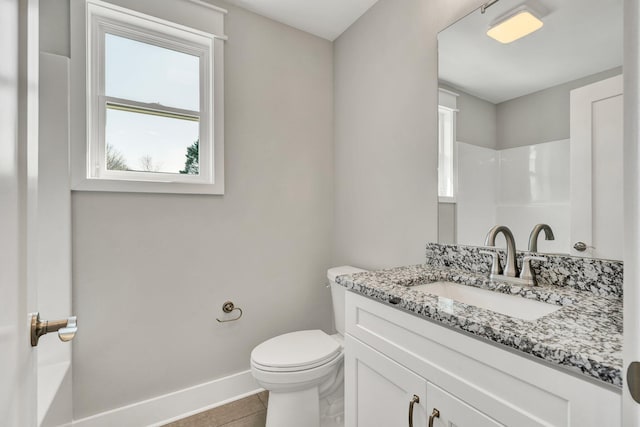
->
71 177 224 195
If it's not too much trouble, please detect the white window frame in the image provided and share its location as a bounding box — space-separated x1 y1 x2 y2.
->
71 0 226 194
438 88 459 203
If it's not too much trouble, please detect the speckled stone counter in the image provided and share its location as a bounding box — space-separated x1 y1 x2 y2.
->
336 262 623 387
425 243 624 297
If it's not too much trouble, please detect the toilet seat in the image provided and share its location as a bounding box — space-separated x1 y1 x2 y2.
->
251 330 342 373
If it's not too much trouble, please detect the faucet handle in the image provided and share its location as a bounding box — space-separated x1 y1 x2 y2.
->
520 256 547 285
479 249 503 276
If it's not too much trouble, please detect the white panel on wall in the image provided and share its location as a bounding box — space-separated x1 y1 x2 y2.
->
499 140 570 205
496 204 571 253
497 139 570 251
456 141 498 247
456 139 571 251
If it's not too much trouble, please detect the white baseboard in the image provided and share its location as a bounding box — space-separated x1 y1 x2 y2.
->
72 370 261 427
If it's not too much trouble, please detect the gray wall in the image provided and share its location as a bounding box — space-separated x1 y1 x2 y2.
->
333 0 484 269
40 0 489 419
438 203 456 244
441 83 497 149
43 0 334 419
496 67 622 149
438 69 623 152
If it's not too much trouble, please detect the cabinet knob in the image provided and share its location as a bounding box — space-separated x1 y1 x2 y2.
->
408 394 419 427
428 408 440 427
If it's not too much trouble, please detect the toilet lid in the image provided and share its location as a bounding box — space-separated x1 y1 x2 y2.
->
251 330 341 371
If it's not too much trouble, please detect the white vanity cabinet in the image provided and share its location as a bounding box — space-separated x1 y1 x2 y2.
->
426 382 504 427
344 291 621 427
345 335 427 426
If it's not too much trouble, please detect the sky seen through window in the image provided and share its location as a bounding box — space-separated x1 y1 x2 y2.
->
105 34 200 174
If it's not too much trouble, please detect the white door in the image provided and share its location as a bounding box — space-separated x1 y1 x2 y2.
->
625 2 640 424
570 74 624 259
0 0 39 425
1 2 74 426
36 52 74 427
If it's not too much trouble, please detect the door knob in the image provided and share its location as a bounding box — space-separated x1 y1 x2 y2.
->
30 312 77 347
573 242 595 252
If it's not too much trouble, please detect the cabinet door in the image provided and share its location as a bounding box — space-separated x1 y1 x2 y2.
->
427 382 504 427
345 335 427 427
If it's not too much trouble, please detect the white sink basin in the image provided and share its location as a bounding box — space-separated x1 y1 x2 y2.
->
410 281 562 321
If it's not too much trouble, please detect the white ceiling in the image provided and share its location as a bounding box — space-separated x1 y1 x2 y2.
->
222 0 380 41
438 0 623 104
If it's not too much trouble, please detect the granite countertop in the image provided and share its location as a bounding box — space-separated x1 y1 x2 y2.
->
336 264 623 387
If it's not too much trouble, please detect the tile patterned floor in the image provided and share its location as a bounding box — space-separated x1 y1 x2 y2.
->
164 391 268 427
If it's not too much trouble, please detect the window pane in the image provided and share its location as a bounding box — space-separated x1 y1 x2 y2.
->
105 108 199 175
105 33 200 111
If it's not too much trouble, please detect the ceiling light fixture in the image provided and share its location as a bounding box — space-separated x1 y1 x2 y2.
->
486 6 544 44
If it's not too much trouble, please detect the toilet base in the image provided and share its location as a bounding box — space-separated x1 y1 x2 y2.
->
266 387 320 427
265 387 345 427
319 388 345 427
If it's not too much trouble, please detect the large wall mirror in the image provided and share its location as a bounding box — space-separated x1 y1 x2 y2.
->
437 0 623 260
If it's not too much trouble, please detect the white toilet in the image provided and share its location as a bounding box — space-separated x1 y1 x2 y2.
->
250 266 366 427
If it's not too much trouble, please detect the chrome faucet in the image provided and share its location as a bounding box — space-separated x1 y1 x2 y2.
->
528 224 554 252
484 225 519 278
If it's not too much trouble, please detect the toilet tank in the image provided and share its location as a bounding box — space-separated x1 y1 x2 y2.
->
327 266 367 336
